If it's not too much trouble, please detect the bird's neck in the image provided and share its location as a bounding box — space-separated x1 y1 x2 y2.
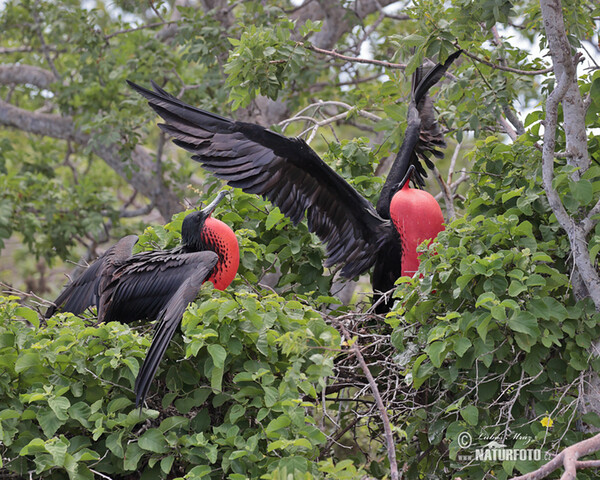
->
198 217 239 290
376 119 421 219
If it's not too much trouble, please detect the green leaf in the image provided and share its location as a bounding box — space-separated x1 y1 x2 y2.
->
211 365 224 392
45 437 69 467
20 438 47 456
453 337 472 357
207 344 227 369
160 456 175 474
508 280 527 297
427 341 447 368
460 406 479 426
266 415 291 435
402 33 426 47
265 207 285 230
138 428 168 454
508 311 540 337
123 443 144 471
15 352 41 373
48 396 70 421
15 306 39 328
37 407 64 437
159 416 190 433
569 178 593 205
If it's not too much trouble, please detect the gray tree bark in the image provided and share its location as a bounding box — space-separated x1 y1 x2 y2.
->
539 0 600 431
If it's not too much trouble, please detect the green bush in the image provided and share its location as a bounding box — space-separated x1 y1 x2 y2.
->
0 290 366 479
389 137 600 478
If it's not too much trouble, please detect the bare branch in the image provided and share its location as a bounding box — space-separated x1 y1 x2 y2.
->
299 41 406 70
31 2 61 80
433 167 457 221
105 20 178 40
510 432 600 480
333 318 399 480
0 46 65 54
459 46 553 76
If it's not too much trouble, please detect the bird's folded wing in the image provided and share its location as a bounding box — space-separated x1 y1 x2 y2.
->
128 80 391 279
133 250 219 406
99 249 212 323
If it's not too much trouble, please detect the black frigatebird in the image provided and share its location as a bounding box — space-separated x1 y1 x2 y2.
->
46 191 239 405
128 51 460 312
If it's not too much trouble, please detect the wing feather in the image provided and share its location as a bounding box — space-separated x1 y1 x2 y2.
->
134 251 219 407
45 235 138 318
128 80 392 278
99 249 213 323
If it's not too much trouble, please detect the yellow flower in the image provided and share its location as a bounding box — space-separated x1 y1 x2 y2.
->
541 416 554 428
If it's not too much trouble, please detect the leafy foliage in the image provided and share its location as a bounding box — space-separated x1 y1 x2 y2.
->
386 136 600 478
0 291 361 479
2 0 600 479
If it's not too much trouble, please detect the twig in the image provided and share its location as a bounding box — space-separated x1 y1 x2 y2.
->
89 469 113 480
459 45 553 76
31 2 61 80
0 282 53 308
433 167 456 221
447 142 462 185
333 319 399 480
104 21 178 40
298 41 406 70
84 368 133 393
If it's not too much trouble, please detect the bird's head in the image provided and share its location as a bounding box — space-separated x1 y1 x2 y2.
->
181 190 229 245
396 164 425 192
181 191 239 290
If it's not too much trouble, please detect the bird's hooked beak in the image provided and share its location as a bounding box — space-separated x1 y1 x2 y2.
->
397 164 417 190
201 190 229 216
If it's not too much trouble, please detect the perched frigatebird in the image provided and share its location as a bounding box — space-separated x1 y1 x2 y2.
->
128 51 459 312
46 191 239 405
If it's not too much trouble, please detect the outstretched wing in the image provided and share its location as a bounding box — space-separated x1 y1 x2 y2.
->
128 80 392 279
376 51 461 218
133 250 218 407
45 235 138 318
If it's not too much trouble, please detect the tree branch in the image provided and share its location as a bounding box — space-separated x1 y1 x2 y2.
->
539 0 600 309
0 98 181 220
0 64 56 89
510 432 600 480
459 45 553 76
298 41 407 70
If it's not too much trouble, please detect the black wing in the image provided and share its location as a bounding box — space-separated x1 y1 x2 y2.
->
134 251 218 407
45 235 138 318
376 51 461 218
128 80 392 279
98 248 213 324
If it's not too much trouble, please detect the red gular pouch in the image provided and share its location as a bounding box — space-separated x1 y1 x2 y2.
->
390 181 444 279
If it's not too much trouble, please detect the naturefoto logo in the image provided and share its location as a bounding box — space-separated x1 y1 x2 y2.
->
457 431 547 463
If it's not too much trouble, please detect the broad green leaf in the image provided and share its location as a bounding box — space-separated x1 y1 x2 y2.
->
460 406 479 426
138 428 168 454
508 311 540 337
15 352 41 373
207 344 227 369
